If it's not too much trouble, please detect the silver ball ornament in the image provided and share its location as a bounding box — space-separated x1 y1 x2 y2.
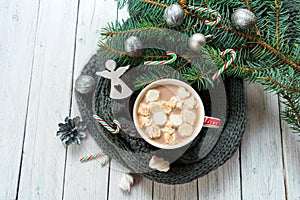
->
188 33 207 52
231 9 257 29
124 36 144 58
164 4 185 27
75 75 96 94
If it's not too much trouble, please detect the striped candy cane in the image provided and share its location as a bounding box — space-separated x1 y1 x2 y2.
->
100 153 110 167
187 5 222 27
93 115 121 134
80 152 110 167
212 49 237 80
80 152 104 163
144 51 177 65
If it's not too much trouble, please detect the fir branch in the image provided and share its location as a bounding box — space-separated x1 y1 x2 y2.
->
178 0 187 8
281 93 300 130
102 44 128 56
179 20 201 32
203 0 210 8
220 23 300 71
274 0 280 47
140 0 300 71
239 0 261 36
102 26 168 37
207 49 251 72
135 60 191 87
265 76 300 93
101 0 300 134
241 0 251 10
144 55 169 59
143 0 168 8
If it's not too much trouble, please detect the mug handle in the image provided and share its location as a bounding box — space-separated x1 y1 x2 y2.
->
203 116 222 128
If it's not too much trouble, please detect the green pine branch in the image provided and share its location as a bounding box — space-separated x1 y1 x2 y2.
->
99 0 300 135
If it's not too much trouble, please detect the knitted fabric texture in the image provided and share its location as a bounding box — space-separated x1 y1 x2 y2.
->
76 51 246 184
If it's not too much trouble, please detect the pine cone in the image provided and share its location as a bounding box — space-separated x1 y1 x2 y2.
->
57 116 87 145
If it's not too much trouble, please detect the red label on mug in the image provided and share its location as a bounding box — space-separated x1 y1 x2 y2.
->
203 117 221 128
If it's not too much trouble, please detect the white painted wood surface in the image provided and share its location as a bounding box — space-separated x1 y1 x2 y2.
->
0 1 299 200
109 161 153 200
64 0 118 199
241 83 286 200
280 103 300 200
17 0 79 199
198 151 241 200
0 0 40 199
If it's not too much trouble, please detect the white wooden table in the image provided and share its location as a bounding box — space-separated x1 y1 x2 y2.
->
1 1 299 199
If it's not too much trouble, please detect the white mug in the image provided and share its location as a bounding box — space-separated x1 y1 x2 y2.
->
133 79 221 149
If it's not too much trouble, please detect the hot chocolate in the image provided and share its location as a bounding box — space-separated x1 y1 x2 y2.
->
136 84 201 146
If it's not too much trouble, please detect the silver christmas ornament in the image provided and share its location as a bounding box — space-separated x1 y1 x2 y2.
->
124 36 144 58
164 4 185 27
75 75 96 94
188 33 207 51
231 9 257 29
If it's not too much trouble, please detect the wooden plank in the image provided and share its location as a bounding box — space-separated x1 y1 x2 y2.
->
280 103 300 200
241 83 285 200
153 180 198 200
198 151 241 200
71 0 119 70
175 180 198 200
63 0 119 199
108 161 153 200
106 5 154 200
153 183 175 200
17 0 79 199
0 0 40 199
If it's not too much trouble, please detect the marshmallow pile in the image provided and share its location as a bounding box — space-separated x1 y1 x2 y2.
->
137 85 198 145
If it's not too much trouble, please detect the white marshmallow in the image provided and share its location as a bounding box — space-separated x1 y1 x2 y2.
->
146 125 162 139
169 114 183 127
146 89 160 102
178 124 194 137
182 110 196 125
177 86 190 99
152 111 167 126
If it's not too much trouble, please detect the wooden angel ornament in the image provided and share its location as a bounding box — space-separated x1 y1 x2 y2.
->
96 60 133 99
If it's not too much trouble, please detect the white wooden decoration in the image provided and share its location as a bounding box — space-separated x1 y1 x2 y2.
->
96 60 132 99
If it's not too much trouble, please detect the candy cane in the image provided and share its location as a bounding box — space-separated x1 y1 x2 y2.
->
80 152 104 163
93 115 121 134
80 152 110 167
212 49 237 80
187 5 222 27
100 153 110 167
144 51 177 65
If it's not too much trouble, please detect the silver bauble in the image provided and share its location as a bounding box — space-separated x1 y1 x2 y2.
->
124 36 144 58
75 75 96 94
188 33 207 52
231 9 257 29
164 4 185 27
